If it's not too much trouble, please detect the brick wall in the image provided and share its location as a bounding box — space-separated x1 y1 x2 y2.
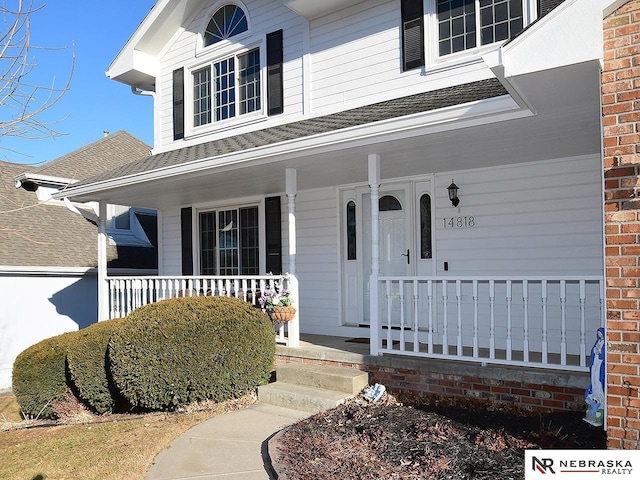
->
275 355 585 413
603 0 640 450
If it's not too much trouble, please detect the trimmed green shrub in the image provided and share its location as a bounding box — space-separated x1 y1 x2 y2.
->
12 330 79 419
108 296 275 411
66 318 126 414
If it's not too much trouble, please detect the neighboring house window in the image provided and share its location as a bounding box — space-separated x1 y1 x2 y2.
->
437 0 524 56
192 48 261 126
199 206 259 275
204 4 248 47
107 205 156 247
109 204 131 230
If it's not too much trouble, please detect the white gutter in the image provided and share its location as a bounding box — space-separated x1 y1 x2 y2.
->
14 172 77 190
0 265 98 276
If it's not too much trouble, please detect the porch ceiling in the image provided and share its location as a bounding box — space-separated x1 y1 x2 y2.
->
69 61 601 210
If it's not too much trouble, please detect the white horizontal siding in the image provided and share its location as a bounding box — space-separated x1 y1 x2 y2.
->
308 0 492 113
0 274 97 389
160 207 182 276
293 187 340 331
157 0 305 150
433 155 604 275
152 0 500 151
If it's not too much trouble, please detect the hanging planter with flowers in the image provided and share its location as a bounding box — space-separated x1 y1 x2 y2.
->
258 282 296 322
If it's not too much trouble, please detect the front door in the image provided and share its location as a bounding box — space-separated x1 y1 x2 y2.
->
341 179 434 326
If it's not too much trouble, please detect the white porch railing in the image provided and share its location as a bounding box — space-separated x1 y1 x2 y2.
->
106 274 299 346
371 276 605 372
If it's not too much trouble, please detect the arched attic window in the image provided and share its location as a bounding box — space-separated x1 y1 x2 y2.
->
204 4 248 47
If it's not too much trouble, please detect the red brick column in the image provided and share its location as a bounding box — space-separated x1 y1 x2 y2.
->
603 0 640 450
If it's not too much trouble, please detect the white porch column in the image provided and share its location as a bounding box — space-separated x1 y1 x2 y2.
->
98 200 109 321
285 168 300 347
368 154 381 355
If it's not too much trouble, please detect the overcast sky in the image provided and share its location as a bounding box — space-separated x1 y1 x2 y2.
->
1 1 157 165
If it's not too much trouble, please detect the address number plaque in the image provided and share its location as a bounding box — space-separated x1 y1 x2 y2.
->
442 216 476 229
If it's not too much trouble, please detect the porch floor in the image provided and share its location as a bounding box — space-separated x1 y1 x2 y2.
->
276 334 589 392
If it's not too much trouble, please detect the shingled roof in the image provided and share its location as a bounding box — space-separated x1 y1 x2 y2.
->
0 132 151 268
34 130 151 181
72 78 507 188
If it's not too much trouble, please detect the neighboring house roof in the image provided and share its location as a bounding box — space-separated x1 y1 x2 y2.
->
0 131 152 269
0 160 100 268
34 130 151 181
71 78 507 188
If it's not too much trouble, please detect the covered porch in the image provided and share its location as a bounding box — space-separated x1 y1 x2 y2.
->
60 22 606 383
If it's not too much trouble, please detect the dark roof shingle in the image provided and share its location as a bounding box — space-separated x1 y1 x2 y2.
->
74 79 507 187
0 131 150 268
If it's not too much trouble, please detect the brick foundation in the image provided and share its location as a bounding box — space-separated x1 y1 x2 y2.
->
603 0 640 450
275 355 585 413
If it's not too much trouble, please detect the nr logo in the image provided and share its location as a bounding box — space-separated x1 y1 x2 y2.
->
532 457 556 474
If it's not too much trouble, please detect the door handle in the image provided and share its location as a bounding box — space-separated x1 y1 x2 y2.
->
400 249 410 264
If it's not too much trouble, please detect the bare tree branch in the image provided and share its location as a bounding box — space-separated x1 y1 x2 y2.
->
0 0 74 143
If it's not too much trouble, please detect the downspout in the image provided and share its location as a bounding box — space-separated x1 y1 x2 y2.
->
131 86 154 97
131 85 157 150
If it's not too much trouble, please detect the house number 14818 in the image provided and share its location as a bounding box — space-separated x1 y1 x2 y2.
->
443 216 475 228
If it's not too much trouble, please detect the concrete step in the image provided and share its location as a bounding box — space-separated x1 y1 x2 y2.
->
275 362 369 395
258 382 351 414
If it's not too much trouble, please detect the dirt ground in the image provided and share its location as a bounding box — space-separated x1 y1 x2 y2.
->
270 393 606 480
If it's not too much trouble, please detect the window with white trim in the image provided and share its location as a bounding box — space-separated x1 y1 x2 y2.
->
192 48 261 127
437 0 524 56
204 4 248 47
199 206 260 275
192 4 261 129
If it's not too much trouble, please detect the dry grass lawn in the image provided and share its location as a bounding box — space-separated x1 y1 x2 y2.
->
0 394 254 480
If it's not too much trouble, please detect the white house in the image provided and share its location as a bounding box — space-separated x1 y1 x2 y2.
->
0 131 156 389
58 0 612 412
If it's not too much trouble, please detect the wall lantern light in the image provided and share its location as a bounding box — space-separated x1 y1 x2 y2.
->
447 180 460 207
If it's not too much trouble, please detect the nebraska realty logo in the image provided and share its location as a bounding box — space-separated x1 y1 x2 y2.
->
525 450 639 479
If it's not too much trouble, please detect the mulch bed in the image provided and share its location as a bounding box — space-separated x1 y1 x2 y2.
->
269 393 606 480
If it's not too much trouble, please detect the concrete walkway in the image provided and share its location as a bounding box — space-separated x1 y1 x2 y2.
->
146 402 310 480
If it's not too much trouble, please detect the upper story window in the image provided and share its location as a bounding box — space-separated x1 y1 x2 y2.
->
204 4 249 47
437 0 524 56
192 47 261 127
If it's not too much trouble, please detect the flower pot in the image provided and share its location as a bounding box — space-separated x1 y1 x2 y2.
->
269 306 296 322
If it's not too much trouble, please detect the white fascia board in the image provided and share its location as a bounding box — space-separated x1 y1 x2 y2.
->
491 0 602 77
604 0 632 17
107 0 197 89
0 266 97 276
14 172 77 189
107 0 168 74
55 94 530 201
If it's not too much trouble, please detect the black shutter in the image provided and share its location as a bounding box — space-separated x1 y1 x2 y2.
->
173 68 185 140
266 30 284 116
538 0 565 18
265 196 282 274
401 0 424 71
180 207 193 275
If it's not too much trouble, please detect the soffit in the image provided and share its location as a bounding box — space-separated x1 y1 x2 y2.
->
283 0 367 19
